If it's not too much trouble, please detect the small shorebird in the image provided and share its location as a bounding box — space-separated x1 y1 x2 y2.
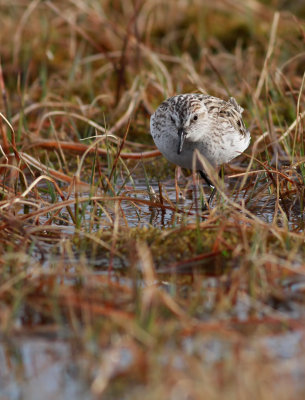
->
150 93 251 207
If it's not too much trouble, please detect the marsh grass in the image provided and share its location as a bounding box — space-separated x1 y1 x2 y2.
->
0 0 305 399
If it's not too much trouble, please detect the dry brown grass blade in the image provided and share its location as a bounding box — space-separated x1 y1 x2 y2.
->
12 195 191 228
13 0 41 66
253 110 305 150
0 62 10 155
11 101 95 125
0 173 76 224
0 110 19 160
19 152 89 186
27 139 161 159
137 240 195 325
36 110 106 136
254 11 280 101
45 1 105 53
108 119 131 185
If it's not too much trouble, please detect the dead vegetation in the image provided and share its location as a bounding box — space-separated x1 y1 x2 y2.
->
0 0 305 399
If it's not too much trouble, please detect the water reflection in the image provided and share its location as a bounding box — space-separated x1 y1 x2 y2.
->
2 330 305 399
118 176 305 230
35 174 304 231
0 338 92 400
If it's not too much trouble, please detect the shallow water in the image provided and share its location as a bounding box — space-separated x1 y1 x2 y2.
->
110 176 305 230
33 172 305 232
0 337 92 400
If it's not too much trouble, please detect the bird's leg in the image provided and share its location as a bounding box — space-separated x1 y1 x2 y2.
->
199 170 221 210
199 170 214 187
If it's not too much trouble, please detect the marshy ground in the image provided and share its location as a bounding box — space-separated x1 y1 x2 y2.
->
1 1 305 399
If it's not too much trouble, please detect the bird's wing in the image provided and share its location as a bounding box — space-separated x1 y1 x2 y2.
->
217 97 248 137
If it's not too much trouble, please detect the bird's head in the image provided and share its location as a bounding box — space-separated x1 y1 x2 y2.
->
168 99 208 154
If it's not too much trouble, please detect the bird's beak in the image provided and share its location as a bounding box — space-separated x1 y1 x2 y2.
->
177 127 187 155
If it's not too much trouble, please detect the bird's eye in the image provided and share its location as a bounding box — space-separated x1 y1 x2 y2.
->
193 115 198 121
170 116 175 124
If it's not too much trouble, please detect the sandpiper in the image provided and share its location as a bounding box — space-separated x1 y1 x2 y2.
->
150 93 251 207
